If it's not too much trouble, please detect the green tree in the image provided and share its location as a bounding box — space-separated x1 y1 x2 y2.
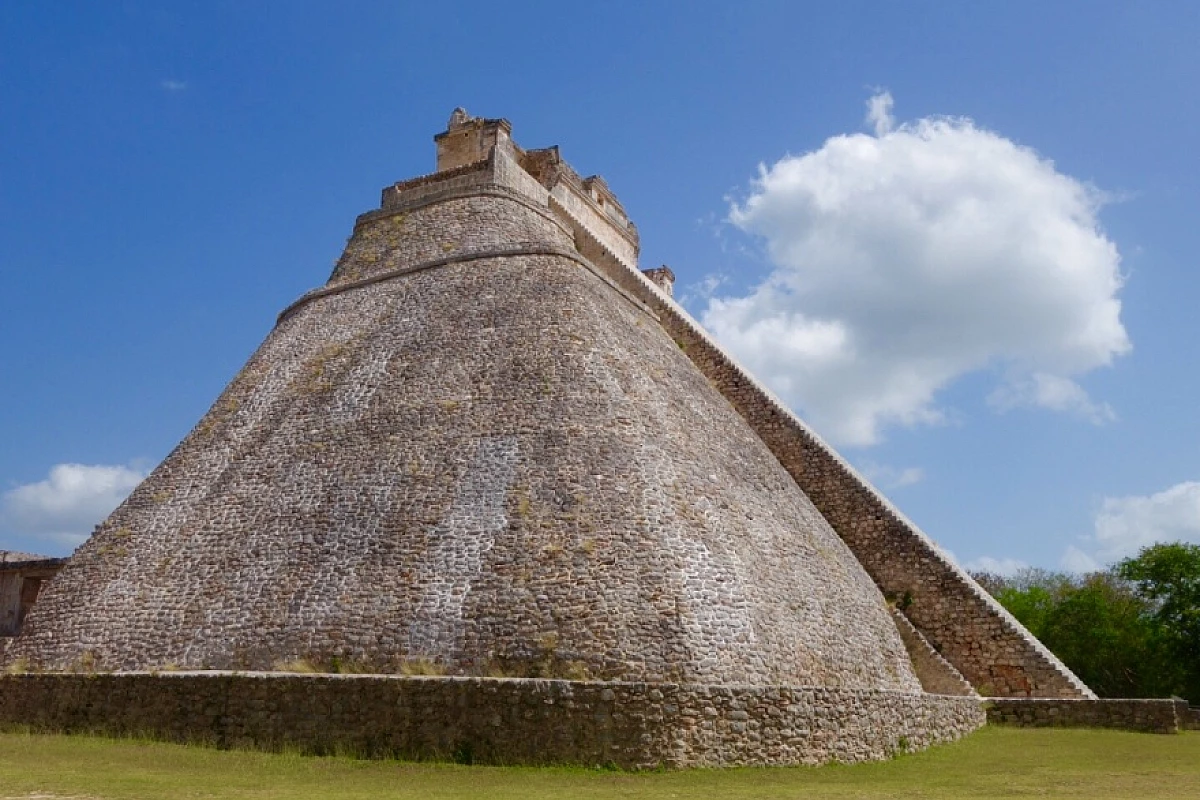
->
977 566 1182 700
1117 543 1200 702
990 568 1072 640
1039 572 1178 699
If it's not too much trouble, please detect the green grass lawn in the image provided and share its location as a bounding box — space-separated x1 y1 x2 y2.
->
1 727 1198 799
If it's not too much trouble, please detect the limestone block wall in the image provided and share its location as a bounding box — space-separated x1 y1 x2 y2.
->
9 174 927 693
493 149 554 206
381 160 496 211
0 561 62 637
986 698 1183 734
556 217 1093 700
6 132 1088 703
890 608 974 697
0 673 984 768
550 182 639 268
434 115 512 173
1173 703 1199 730
337 190 575 286
0 572 22 637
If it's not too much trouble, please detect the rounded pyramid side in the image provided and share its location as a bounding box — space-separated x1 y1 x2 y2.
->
10 191 921 693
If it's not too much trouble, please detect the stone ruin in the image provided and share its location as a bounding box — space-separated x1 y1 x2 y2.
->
0 552 65 638
0 110 1099 766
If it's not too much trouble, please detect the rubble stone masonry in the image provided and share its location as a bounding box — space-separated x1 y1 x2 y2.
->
0 112 1105 765
0 673 984 768
562 219 1095 700
986 697 1185 734
9 162 926 698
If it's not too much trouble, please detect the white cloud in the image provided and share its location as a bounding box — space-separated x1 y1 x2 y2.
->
703 91 1130 446
1060 545 1100 573
678 272 730 307
1065 482 1200 570
964 555 1030 576
988 373 1116 424
858 461 924 489
865 89 895 136
1 463 147 545
160 80 187 92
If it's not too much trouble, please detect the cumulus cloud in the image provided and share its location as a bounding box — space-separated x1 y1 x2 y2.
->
1061 545 1101 574
703 91 1130 446
866 89 895 136
988 373 1116 425
964 555 1030 577
160 79 187 92
0 463 147 546
1062 481 1200 570
678 272 730 307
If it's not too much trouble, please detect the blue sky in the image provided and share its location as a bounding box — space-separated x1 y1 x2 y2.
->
2 1 1198 574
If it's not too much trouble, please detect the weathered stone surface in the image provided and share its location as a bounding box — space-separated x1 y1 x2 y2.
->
986 697 1184 734
0 673 985 768
0 554 64 637
1185 705 1200 730
889 608 974 697
1 110 1102 765
7 161 920 695
566 201 1095 700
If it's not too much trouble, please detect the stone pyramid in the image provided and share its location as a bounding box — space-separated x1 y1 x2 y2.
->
6 111 1092 709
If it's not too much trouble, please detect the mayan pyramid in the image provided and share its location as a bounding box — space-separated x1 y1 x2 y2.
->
5 110 1092 707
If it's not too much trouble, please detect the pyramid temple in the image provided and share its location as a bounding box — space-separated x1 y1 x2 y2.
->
0 110 1099 766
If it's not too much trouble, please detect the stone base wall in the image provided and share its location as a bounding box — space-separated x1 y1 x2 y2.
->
1183 705 1200 731
0 673 983 768
985 698 1183 734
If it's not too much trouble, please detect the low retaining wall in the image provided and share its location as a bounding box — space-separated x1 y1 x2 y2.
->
1184 705 1200 731
986 698 1184 734
0 672 983 768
